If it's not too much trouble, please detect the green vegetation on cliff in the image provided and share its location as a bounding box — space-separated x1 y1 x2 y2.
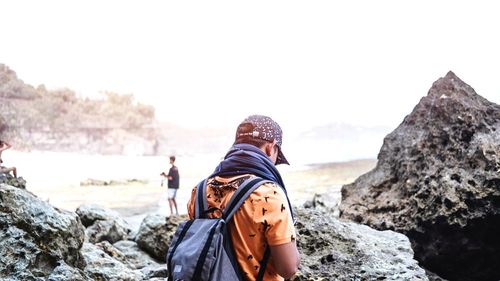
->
0 64 158 154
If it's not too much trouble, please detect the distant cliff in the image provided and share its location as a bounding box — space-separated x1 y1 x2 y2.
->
0 64 160 155
0 64 241 156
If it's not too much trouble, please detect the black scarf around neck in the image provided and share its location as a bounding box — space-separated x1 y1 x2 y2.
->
210 143 295 220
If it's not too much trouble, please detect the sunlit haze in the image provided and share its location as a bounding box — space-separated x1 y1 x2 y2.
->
1 0 500 223
1 0 499 135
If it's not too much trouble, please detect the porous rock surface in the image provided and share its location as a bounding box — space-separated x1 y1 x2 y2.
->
1 180 429 280
134 214 185 262
0 183 169 280
0 183 85 280
339 72 500 281
293 207 427 280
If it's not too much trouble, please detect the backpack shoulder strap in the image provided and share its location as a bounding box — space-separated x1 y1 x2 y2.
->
223 176 273 281
194 179 208 219
222 176 271 221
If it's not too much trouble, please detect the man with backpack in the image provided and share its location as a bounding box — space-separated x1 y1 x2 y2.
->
168 115 299 280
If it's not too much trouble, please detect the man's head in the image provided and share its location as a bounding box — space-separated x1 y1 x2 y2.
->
234 115 289 165
169 155 176 164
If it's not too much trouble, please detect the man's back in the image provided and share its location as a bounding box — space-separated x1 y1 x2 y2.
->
167 165 179 189
187 174 296 281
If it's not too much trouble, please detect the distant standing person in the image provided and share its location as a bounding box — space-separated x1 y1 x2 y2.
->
161 155 179 216
0 140 17 178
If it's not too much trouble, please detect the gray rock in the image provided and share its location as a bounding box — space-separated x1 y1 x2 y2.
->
94 241 130 265
91 241 166 279
339 72 500 281
76 204 130 230
81 242 142 281
0 173 27 189
303 192 341 216
294 207 427 280
0 183 85 279
114 240 160 270
134 214 185 262
139 264 168 279
47 262 89 281
86 219 129 244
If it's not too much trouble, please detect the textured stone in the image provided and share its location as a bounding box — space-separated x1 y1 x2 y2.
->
0 183 85 279
339 72 500 280
76 204 130 229
81 243 141 281
113 240 160 270
47 262 88 281
134 214 185 262
0 173 27 189
85 219 129 244
293 207 427 280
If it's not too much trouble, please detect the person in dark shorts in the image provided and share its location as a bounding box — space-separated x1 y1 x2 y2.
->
161 155 179 216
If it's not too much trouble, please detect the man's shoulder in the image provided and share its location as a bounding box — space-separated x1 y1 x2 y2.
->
250 180 287 202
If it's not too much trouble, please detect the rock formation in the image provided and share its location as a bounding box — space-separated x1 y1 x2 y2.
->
293 207 427 280
76 204 132 244
0 173 26 189
339 72 500 281
0 184 170 280
0 183 85 280
1 180 430 280
134 214 183 262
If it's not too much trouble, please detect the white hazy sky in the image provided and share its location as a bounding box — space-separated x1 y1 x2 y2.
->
1 1 499 135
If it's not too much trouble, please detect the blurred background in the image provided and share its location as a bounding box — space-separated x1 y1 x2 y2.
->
1 1 499 218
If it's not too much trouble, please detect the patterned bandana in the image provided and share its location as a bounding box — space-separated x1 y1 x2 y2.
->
234 115 289 165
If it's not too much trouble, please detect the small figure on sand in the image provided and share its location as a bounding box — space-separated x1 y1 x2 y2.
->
160 155 179 216
0 140 17 178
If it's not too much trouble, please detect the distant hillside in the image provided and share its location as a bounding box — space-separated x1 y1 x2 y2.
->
0 64 390 161
0 64 160 154
0 64 241 157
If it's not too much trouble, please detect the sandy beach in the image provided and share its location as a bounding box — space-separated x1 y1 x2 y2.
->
7 150 376 228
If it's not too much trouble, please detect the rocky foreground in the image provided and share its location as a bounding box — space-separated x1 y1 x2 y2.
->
7 71 495 280
340 72 500 281
0 182 428 280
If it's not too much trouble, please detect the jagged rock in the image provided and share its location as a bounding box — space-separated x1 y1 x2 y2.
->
85 219 130 244
303 193 340 216
47 262 88 281
81 242 142 281
339 72 500 281
94 241 129 264
76 204 131 244
90 241 167 279
114 240 160 270
293 207 427 280
0 183 86 279
0 173 26 189
76 204 130 229
135 214 186 262
139 264 169 279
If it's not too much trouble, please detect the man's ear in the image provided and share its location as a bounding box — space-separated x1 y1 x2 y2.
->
264 141 277 157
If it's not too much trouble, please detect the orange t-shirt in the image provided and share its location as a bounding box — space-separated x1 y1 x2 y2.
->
187 174 296 281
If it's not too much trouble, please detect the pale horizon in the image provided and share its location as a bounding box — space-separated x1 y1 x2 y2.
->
1 1 499 134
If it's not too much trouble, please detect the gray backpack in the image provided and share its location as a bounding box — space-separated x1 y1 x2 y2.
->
166 176 272 281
